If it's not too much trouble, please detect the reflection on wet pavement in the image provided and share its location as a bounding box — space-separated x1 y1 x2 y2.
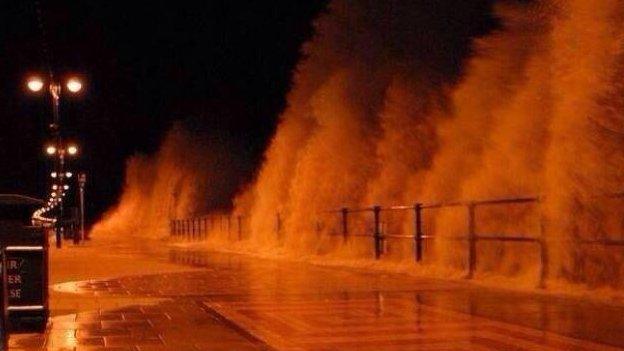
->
14 248 624 350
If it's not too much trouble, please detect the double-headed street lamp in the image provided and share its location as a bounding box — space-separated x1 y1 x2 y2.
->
27 75 84 248
27 76 82 129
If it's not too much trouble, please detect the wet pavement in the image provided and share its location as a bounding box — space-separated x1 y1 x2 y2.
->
11 244 624 350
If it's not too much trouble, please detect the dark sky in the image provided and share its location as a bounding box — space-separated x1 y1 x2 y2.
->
0 1 327 222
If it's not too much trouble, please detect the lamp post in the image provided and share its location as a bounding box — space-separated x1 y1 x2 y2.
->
44 144 78 247
78 173 87 241
27 75 83 248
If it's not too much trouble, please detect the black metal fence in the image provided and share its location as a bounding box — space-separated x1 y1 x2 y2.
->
171 214 247 241
171 195 624 287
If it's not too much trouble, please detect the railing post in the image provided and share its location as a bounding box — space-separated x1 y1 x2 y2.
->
538 213 549 288
192 218 196 241
341 207 348 241
227 215 232 240
201 217 205 238
187 219 191 240
373 206 382 259
237 215 242 240
466 202 477 279
414 203 423 262
276 212 282 241
196 218 200 240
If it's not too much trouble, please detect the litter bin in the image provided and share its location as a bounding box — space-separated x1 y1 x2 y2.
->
0 195 49 332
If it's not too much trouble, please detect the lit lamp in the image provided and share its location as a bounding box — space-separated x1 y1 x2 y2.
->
27 77 44 92
27 76 83 95
66 78 82 93
67 145 78 156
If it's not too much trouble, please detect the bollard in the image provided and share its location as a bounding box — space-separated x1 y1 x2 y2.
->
373 206 382 259
466 202 477 279
341 208 348 241
414 203 423 262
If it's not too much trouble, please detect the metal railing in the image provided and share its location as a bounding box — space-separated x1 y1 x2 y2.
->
171 214 246 241
170 194 624 287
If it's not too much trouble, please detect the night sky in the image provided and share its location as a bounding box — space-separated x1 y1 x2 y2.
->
0 1 327 222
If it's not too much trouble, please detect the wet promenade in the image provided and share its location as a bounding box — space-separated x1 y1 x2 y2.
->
11 239 624 350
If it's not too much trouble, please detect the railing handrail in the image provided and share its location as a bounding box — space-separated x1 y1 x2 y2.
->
170 191 624 289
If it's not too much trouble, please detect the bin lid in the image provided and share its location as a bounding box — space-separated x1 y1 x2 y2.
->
0 195 44 225
0 194 43 206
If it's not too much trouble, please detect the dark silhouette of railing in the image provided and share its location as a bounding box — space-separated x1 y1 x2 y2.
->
170 194 624 288
171 214 245 241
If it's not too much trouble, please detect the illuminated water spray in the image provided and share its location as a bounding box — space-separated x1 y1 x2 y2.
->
96 0 624 288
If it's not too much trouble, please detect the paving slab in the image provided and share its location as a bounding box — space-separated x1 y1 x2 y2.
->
10 238 624 350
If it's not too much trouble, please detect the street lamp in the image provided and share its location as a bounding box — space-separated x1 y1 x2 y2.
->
27 74 84 248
